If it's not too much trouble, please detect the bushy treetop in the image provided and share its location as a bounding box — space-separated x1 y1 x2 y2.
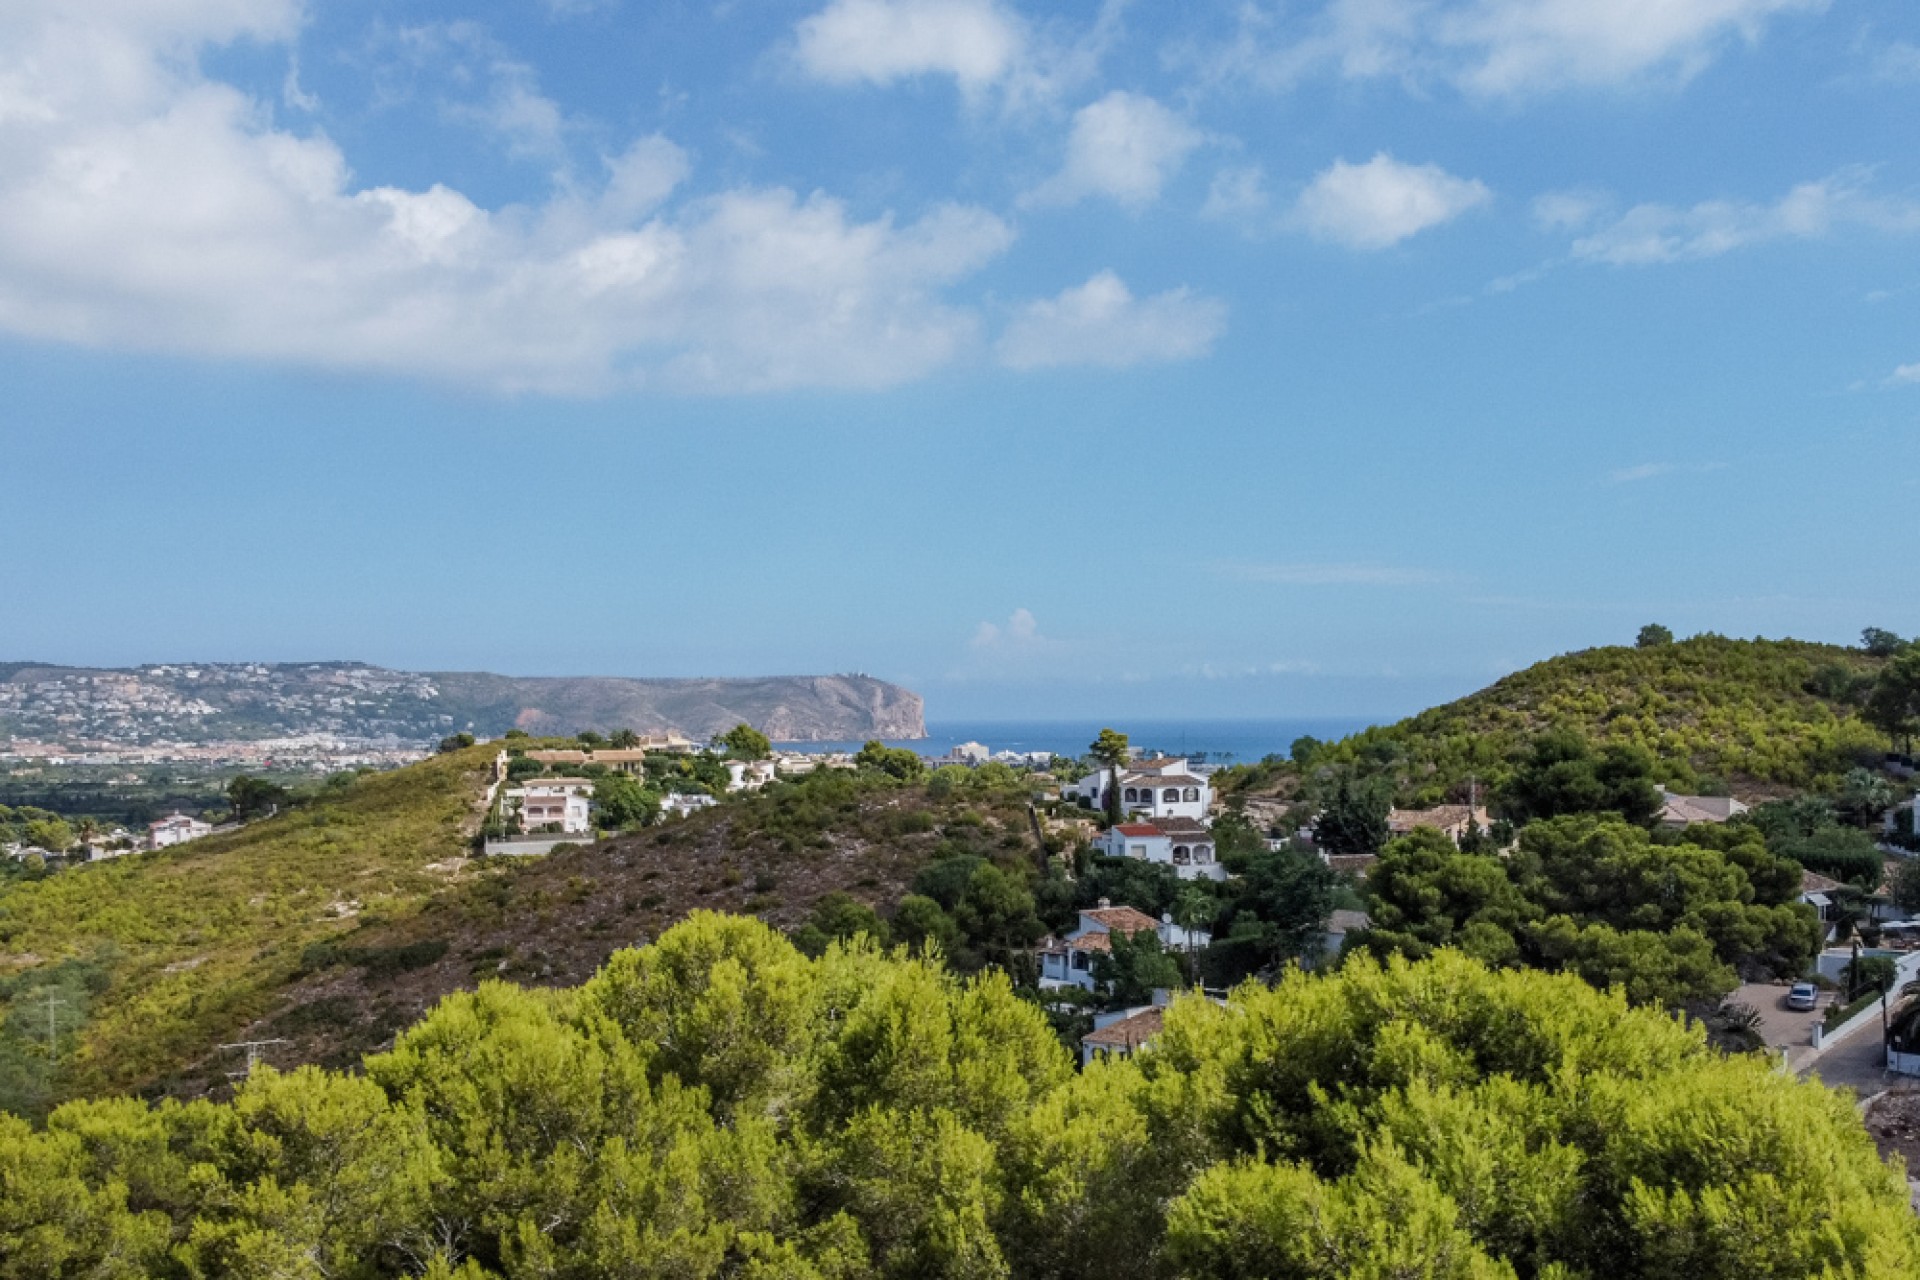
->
2 913 1912 1280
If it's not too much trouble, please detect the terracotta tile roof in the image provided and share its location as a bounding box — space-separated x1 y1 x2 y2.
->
1153 816 1211 836
1387 805 1487 834
1325 854 1379 877
1114 823 1164 837
1800 869 1845 895
1082 1006 1164 1051
1130 757 1188 770
1081 906 1163 935
1040 931 1113 954
1328 909 1372 933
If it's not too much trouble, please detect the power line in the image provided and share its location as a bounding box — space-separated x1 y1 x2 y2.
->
216 1038 290 1080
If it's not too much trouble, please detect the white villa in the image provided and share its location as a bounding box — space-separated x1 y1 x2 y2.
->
508 779 593 835
148 813 213 849
1069 756 1212 822
726 759 777 792
1098 817 1225 881
1038 903 1211 992
662 792 718 819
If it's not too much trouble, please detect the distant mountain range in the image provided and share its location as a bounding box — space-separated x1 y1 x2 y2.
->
0 661 925 745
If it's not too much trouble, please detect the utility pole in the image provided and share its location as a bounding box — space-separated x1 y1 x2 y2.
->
43 991 64 1061
217 1038 290 1081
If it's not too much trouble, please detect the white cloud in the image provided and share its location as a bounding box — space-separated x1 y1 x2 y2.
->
1215 562 1448 586
0 1 1020 393
996 271 1226 370
1024 91 1203 208
1569 169 1920 265
972 607 1043 648
1206 0 1825 96
1294 153 1490 249
1531 187 1608 231
1873 41 1920 81
1890 362 1920 385
1202 164 1271 222
1606 461 1727 483
793 0 1024 91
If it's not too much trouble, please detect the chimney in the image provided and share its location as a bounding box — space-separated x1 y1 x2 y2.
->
1097 897 1111 909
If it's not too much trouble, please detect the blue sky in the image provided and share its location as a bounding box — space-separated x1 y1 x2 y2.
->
2 0 1917 720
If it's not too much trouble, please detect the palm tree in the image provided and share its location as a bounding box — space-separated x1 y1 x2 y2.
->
1172 884 1214 986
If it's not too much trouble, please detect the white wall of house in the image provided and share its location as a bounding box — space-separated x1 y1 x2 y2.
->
149 814 212 849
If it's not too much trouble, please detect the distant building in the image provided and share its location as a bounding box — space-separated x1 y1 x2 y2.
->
1386 805 1491 846
148 813 212 850
1097 817 1225 881
726 759 777 792
1658 790 1749 828
1080 1003 1166 1068
1068 756 1212 822
1320 909 1372 966
508 779 593 834
661 792 718 819
1038 903 1207 992
1799 869 1845 943
528 739 695 774
1078 987 1228 1068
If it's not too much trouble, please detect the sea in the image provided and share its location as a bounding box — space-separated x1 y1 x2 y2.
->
774 717 1380 766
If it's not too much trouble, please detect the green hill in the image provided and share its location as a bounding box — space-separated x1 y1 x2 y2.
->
1253 635 1891 804
0 747 494 1113
0 749 1039 1111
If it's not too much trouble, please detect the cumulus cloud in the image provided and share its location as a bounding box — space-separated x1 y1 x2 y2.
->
1024 91 1204 208
1294 153 1490 249
972 607 1042 648
996 271 1226 370
1204 0 1824 96
793 0 1025 91
1890 362 1920 385
0 0 1020 393
1531 187 1608 231
1568 169 1920 265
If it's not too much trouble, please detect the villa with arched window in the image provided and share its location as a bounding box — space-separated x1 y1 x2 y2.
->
1068 755 1212 822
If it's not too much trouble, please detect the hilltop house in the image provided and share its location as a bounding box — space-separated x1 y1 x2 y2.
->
661 792 718 819
1658 790 1749 828
1068 756 1212 822
508 779 593 835
148 813 212 850
725 759 777 792
1386 805 1491 846
528 738 695 774
1097 816 1226 881
1038 902 1210 992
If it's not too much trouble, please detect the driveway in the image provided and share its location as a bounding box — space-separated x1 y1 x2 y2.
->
1728 980 1829 1052
1800 1012 1897 1098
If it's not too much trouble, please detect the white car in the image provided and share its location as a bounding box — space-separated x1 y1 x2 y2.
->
1785 982 1819 1011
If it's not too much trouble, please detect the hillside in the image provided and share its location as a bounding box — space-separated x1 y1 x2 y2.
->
0 747 494 1113
0 750 1035 1109
167 771 1037 1093
1243 635 1891 803
0 661 924 746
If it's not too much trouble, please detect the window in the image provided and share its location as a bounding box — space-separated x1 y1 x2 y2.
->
1129 844 1147 858
1196 845 1213 863
1173 845 1191 864
1123 787 1139 802
1183 787 1200 801
1162 788 1179 803
1071 951 1090 971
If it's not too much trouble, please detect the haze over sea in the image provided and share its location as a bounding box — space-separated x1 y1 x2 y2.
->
780 718 1378 765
